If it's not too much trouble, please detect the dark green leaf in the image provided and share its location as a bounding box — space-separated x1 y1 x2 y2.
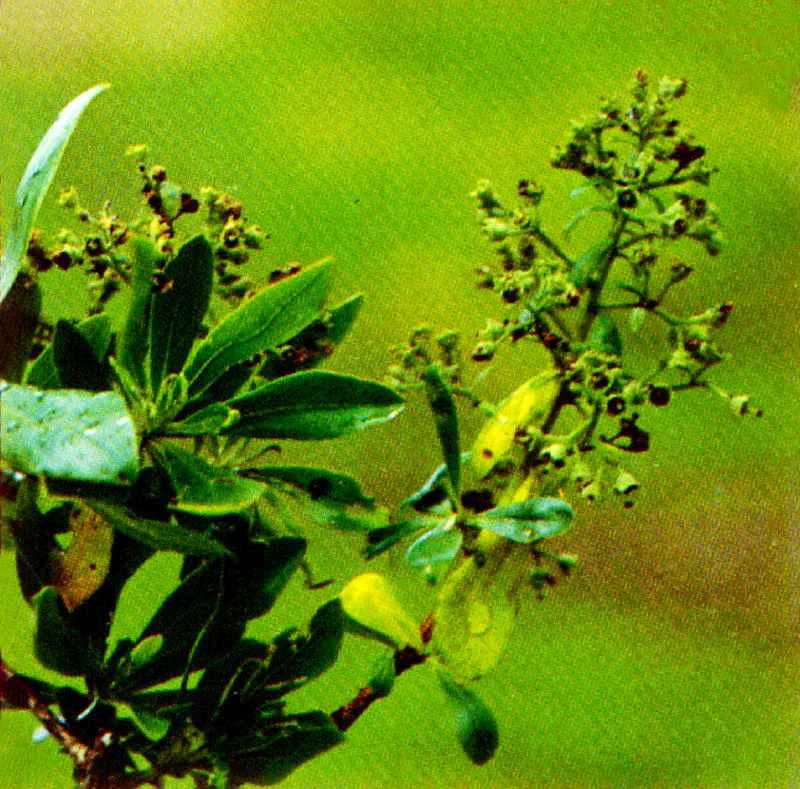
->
52 319 109 391
226 538 306 621
221 371 403 440
570 240 613 289
226 711 344 786
33 587 92 676
0 272 41 383
438 668 499 766
0 384 138 485
239 466 374 506
183 260 332 397
422 365 461 496
164 403 241 436
150 443 265 516
364 517 436 559
326 293 363 344
405 518 462 568
112 560 240 692
471 497 573 543
27 313 112 390
148 235 214 396
587 313 622 357
367 652 395 699
88 501 229 558
117 237 162 390
0 85 108 306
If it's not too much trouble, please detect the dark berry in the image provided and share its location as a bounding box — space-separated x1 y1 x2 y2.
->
607 396 626 415
617 189 638 209
648 386 671 407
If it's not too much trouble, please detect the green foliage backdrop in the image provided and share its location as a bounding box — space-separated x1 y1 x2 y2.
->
1 1 798 786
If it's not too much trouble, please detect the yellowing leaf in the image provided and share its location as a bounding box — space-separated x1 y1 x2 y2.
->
339 572 422 651
471 370 560 478
433 533 529 680
53 507 113 611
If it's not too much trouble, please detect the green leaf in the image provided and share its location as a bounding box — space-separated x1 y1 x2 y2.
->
226 711 344 786
0 384 138 485
422 365 461 496
587 313 622 357
259 599 345 689
339 572 422 651
88 501 230 558
326 293 363 344
570 240 613 289
225 538 306 621
405 517 462 568
221 371 403 440
0 272 41 383
51 319 109 391
471 371 560 479
164 403 241 436
471 497 574 543
113 560 239 692
433 536 527 680
117 236 162 390
183 260 332 397
27 313 111 389
437 667 499 766
150 443 265 516
33 586 92 676
148 235 214 396
0 84 109 307
364 517 436 559
239 466 374 506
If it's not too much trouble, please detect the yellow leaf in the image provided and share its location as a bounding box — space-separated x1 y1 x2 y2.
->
433 533 529 680
53 506 113 611
340 572 422 651
471 370 560 478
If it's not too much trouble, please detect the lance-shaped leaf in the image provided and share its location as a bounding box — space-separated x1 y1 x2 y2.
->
339 572 422 651
88 502 230 559
33 586 93 676
220 371 403 440
326 293 363 344
422 365 461 496
569 239 614 289
27 313 111 390
437 667 499 766
183 260 332 397
164 403 241 436
0 272 40 383
405 516 462 568
0 84 109 307
150 443 265 516
51 318 109 391
0 384 138 485
117 237 161 390
239 466 374 506
148 235 214 396
364 517 437 559
471 371 560 479
471 497 574 543
225 711 344 787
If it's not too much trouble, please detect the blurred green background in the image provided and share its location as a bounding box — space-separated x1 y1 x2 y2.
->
1 1 798 786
